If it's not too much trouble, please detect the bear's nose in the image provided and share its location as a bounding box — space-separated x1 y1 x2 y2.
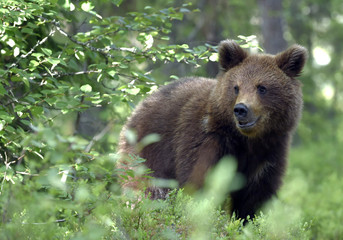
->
234 103 248 118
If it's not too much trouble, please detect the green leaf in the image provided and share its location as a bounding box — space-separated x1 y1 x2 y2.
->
32 53 44 59
13 47 20 57
175 53 185 62
14 104 26 112
29 60 40 71
170 12 183 21
107 69 117 77
80 84 92 93
95 63 107 69
47 58 61 65
55 101 68 109
31 106 44 117
22 27 34 34
0 111 14 123
81 1 94 12
125 88 140 95
180 8 190 13
161 36 170 41
209 53 218 62
27 22 38 29
45 96 58 106
112 0 123 7
41 48 52 56
0 120 4 131
0 83 6 96
182 2 192 7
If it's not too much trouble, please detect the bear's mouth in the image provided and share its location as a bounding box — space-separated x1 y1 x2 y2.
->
237 117 260 129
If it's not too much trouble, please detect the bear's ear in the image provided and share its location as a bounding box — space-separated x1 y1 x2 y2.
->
275 45 308 78
218 40 248 72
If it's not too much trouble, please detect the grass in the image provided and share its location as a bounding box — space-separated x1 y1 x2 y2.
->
1 141 342 239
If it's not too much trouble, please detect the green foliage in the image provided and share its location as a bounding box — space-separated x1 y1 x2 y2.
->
283 142 343 240
0 0 218 238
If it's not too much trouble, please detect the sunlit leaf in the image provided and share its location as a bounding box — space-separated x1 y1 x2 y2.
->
81 1 94 12
80 84 92 92
125 88 140 95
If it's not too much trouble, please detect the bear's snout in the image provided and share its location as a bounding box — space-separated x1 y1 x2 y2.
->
234 103 249 119
233 103 260 132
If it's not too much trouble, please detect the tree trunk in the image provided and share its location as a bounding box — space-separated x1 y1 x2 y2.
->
258 0 287 54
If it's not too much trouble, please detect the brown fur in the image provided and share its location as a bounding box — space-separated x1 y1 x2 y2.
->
118 40 307 219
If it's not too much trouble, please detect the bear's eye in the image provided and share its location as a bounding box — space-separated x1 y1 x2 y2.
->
234 86 239 95
257 85 267 95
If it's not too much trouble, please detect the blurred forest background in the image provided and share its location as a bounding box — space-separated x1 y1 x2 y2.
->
1 0 343 239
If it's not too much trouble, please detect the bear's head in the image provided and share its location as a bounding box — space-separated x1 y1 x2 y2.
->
213 40 308 137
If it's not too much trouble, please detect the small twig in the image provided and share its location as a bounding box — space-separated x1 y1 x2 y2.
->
15 171 39 177
54 22 116 59
48 70 102 78
21 219 66 225
0 152 16 195
50 42 67 72
16 149 26 166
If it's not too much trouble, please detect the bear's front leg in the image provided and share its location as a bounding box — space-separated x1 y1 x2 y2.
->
230 164 283 221
176 135 220 189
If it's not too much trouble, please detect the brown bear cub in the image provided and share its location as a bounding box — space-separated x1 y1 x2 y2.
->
118 40 307 220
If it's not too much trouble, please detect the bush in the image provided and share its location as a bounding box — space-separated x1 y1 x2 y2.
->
0 0 217 238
